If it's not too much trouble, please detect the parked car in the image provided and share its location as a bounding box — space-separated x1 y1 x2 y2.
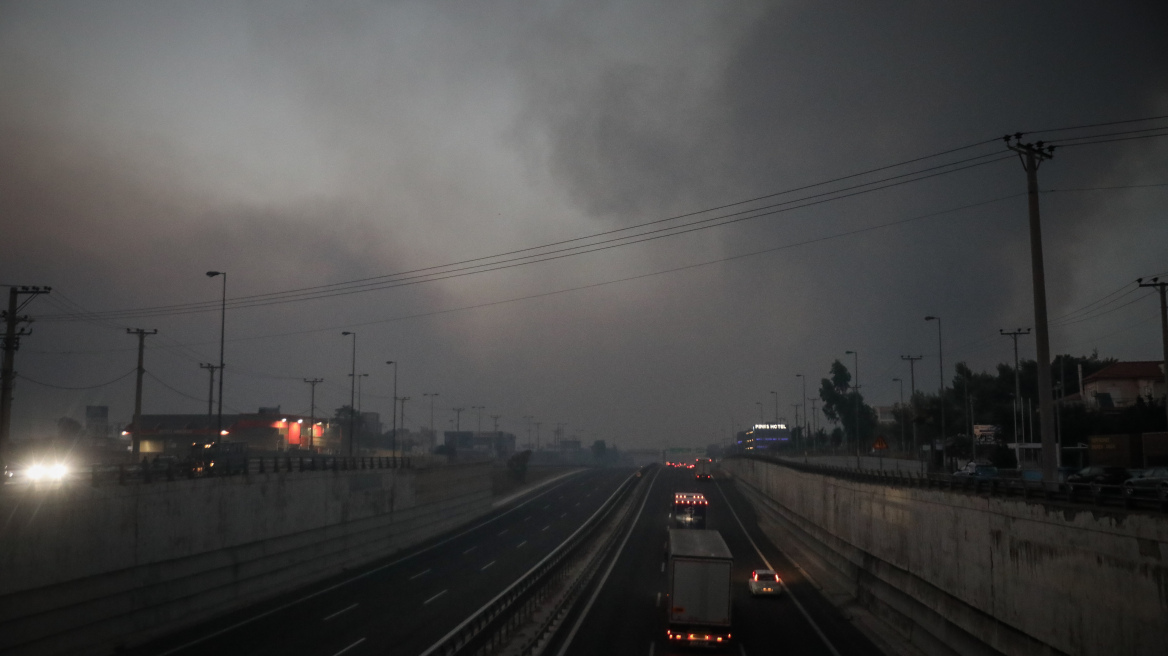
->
1065 466 1130 488
1122 467 1168 496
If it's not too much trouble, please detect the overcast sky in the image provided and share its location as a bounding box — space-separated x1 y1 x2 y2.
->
2 1 1166 449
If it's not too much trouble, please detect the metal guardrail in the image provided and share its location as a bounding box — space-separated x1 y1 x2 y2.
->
734 454 1168 514
85 455 413 486
420 470 643 656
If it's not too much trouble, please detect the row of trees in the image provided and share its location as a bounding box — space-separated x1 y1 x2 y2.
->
809 351 1165 459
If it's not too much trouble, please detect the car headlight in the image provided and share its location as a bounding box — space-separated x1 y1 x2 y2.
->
27 464 45 480
50 464 68 480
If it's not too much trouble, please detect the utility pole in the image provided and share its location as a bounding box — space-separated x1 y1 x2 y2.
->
126 328 158 458
453 407 465 431
398 396 411 448
846 350 860 469
471 405 485 434
1137 277 1168 432
523 415 534 450
1000 329 1031 444
901 355 923 470
770 391 779 424
796 374 808 452
535 421 542 450
424 393 439 448
1006 133 1058 485
1 285 50 465
303 378 323 451
810 399 818 445
200 364 217 424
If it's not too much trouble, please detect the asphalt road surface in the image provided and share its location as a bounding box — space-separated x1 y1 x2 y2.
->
129 468 631 656
553 465 883 656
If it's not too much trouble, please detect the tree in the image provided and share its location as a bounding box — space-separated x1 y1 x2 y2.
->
818 360 877 446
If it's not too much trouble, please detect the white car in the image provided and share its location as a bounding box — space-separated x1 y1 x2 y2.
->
748 569 783 596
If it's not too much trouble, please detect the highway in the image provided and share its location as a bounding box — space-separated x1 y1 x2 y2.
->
551 465 883 656
129 468 630 656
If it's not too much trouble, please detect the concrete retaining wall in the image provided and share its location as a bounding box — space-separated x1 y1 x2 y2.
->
0 462 492 655
722 457 1168 656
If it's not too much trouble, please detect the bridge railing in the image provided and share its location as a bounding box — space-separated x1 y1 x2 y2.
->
732 453 1168 514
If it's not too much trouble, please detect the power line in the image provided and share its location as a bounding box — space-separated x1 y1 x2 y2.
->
16 368 136 390
1025 113 1168 137
43 153 1016 322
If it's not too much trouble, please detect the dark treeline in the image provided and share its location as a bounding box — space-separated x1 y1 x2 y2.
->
805 352 1166 463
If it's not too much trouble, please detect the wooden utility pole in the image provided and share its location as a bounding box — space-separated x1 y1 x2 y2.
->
1137 277 1168 431
1 285 50 464
127 328 158 457
1006 134 1058 486
1000 329 1031 444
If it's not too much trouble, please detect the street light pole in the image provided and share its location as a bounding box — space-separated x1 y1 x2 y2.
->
303 377 323 451
424 393 439 451
341 331 356 456
925 316 946 469
453 407 465 431
472 405 485 433
769 391 779 424
893 377 904 452
386 362 397 455
845 350 860 469
795 374 807 451
206 271 227 444
756 401 764 425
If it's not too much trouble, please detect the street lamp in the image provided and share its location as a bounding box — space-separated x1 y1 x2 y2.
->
796 373 808 452
387 361 401 455
205 271 226 444
755 401 764 425
925 316 946 469
845 350 860 469
769 391 779 424
341 331 356 456
893 377 904 452
453 407 465 431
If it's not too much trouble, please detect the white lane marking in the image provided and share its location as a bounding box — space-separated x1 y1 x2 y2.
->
542 525 551 532
516 540 527 547
331 637 366 656
542 504 550 509
714 479 841 656
738 644 747 656
659 562 664 573
152 471 587 656
463 546 477 555
420 472 640 656
424 589 448 605
655 592 661 607
498 529 509 536
409 569 431 580
649 642 655 656
524 515 532 521
481 560 496 571
553 469 661 656
575 502 580 507
322 603 358 621
561 513 567 518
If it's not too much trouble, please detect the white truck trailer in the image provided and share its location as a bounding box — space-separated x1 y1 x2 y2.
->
665 529 733 648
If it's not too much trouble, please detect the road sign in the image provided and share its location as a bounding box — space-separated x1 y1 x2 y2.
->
873 436 889 451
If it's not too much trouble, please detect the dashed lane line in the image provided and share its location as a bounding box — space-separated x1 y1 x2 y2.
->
714 479 841 656
481 561 496 571
322 604 358 622
331 637 365 656
409 569 431 581
424 590 448 605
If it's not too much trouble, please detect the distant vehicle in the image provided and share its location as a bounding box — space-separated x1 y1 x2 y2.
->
694 458 713 481
189 441 249 474
666 529 733 648
954 462 998 479
748 569 783 596
672 492 708 529
1122 467 1168 496
1066 466 1130 488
